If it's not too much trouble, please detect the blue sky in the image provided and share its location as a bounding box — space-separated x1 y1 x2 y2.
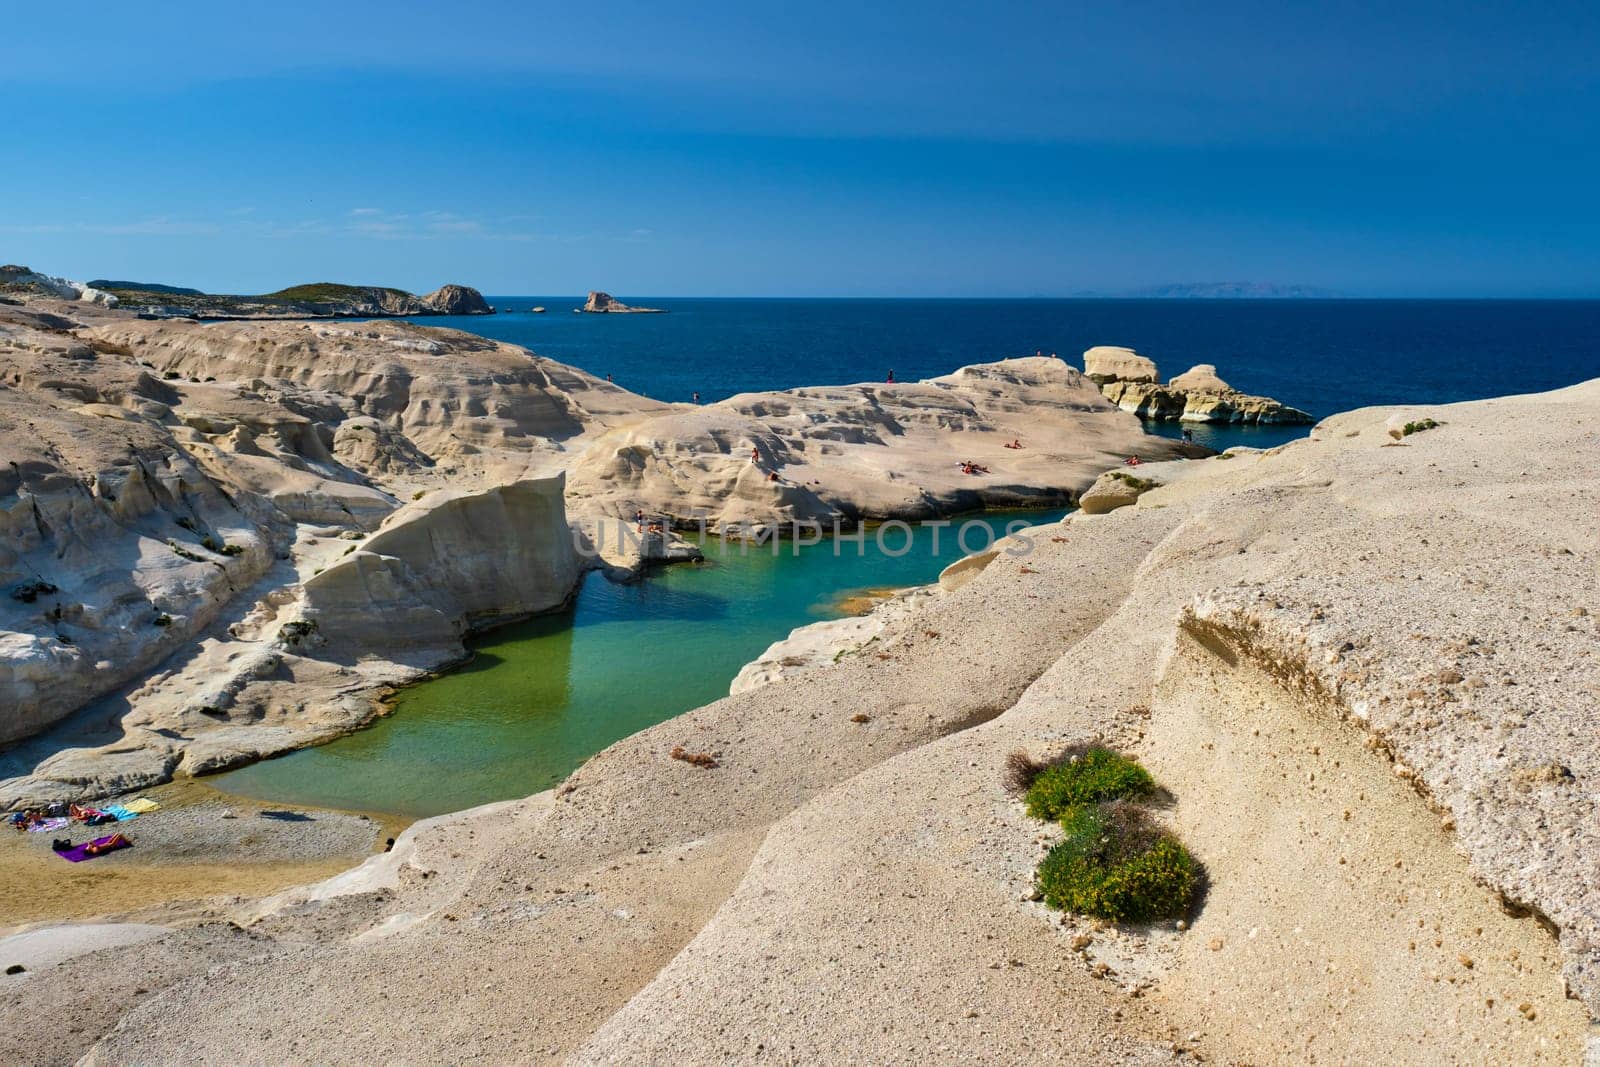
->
4 2 1598 296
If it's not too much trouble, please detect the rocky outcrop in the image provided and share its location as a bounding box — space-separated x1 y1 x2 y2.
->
0 265 119 307
1076 468 1161 513
728 585 939 694
420 284 492 315
1087 347 1313 424
581 291 665 313
567 356 1205 532
301 476 581 653
1082 345 1158 384
86 276 493 320
0 297 665 798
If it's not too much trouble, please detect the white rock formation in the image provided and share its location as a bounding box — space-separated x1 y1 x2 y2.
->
1082 345 1159 383
301 476 581 653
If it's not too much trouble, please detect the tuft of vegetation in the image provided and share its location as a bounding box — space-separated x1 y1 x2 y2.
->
219 543 244 556
163 371 181 380
1035 802 1198 923
153 613 173 627
168 540 203 562
1023 745 1155 821
10 579 58 604
1003 749 1050 795
412 490 426 501
264 282 408 303
1108 471 1156 491
279 619 319 646
1402 418 1440 436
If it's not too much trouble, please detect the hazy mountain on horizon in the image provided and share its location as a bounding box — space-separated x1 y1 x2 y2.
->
1117 281 1343 299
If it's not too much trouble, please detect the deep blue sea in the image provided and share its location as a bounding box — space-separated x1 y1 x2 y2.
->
407 298 1600 451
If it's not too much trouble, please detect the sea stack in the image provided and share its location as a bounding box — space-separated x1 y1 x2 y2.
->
581 290 666 313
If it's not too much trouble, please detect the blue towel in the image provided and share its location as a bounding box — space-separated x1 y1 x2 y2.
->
104 805 139 822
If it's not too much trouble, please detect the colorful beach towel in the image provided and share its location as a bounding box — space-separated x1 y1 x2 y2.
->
104 805 139 822
122 798 161 814
25 817 69 834
57 833 132 863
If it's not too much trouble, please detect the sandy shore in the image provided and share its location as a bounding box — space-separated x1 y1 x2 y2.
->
0 780 404 932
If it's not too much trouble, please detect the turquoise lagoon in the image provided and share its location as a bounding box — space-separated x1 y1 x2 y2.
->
215 512 1063 817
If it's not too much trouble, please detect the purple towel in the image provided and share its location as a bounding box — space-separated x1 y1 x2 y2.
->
57 834 131 862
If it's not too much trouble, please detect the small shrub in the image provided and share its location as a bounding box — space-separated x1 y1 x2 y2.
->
220 543 244 556
1024 745 1154 821
153 613 172 627
1036 803 1197 923
200 536 221 552
412 490 426 501
1402 418 1439 436
162 370 180 380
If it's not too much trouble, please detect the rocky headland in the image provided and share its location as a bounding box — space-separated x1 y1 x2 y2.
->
1083 344 1314 424
580 290 666 313
1 376 1594 1065
0 267 496 320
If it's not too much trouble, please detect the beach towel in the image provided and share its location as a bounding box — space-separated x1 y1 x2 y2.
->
25 817 69 834
105 806 139 822
122 798 161 814
57 834 132 862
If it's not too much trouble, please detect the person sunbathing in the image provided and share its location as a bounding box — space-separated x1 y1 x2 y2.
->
83 832 129 856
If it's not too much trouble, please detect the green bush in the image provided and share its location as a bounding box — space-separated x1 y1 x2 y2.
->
1036 803 1197 923
1402 418 1439 436
1023 745 1154 821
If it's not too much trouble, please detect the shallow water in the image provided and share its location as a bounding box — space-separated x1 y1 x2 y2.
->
216 512 1062 816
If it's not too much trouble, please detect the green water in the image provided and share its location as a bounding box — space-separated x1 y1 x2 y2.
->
214 512 1064 817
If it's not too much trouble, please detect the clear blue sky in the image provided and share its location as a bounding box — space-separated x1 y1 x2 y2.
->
5 2 1598 296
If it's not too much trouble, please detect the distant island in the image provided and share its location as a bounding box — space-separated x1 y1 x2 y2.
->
579 290 666 313
1122 281 1342 299
0 266 495 319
